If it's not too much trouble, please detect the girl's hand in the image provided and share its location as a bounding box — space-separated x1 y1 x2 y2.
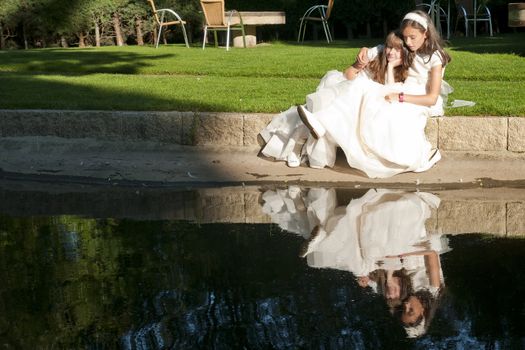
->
387 57 403 68
355 47 369 69
385 92 399 103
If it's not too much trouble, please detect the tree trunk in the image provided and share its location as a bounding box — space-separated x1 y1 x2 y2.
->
113 13 125 46
0 22 4 50
135 17 144 45
78 32 86 47
345 24 354 39
94 20 101 47
382 19 388 37
60 35 68 48
22 22 29 49
365 21 371 39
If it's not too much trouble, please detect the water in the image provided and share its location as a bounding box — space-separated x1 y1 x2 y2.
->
0 183 524 349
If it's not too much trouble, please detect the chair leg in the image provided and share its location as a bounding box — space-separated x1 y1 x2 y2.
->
156 25 163 48
321 20 330 43
241 26 246 48
202 26 207 49
301 21 307 43
298 18 305 42
226 25 230 51
181 23 189 48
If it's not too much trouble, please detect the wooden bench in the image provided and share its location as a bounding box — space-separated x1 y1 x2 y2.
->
230 11 286 47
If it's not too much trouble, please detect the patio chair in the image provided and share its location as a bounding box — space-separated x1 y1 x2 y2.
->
455 0 493 37
298 0 334 43
147 0 189 48
199 0 246 51
415 0 451 39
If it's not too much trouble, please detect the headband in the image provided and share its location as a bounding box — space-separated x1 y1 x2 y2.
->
403 12 428 30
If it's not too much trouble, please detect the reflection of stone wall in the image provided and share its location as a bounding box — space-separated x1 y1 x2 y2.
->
1 184 524 236
435 189 525 237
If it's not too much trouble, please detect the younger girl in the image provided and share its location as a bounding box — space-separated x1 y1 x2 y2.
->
260 31 410 169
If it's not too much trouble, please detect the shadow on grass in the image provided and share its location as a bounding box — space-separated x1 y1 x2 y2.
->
448 33 525 56
0 48 176 75
0 72 220 111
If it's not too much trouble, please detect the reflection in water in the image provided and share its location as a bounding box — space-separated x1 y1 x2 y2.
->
262 188 449 338
0 186 524 348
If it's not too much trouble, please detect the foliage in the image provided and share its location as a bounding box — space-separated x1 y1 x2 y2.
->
2 0 520 49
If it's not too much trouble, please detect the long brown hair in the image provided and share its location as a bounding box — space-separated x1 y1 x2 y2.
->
367 31 412 84
400 10 451 66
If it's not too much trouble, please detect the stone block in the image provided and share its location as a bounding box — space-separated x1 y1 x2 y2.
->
437 200 506 236
245 190 272 223
508 117 525 152
196 188 246 223
244 113 274 146
194 112 243 146
439 117 507 151
143 112 182 144
507 201 525 237
181 112 196 145
59 111 118 139
425 117 439 149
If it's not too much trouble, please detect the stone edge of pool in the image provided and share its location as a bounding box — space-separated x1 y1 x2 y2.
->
1 109 524 153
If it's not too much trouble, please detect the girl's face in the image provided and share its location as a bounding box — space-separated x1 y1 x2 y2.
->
401 296 424 325
402 26 427 52
385 45 403 64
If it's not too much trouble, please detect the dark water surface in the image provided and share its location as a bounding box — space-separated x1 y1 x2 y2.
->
0 184 524 349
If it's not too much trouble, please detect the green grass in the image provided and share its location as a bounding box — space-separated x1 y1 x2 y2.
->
0 34 524 116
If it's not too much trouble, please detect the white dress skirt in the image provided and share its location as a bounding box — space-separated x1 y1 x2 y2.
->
260 69 447 178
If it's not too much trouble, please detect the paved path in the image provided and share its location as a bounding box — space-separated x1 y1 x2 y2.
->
1 136 525 189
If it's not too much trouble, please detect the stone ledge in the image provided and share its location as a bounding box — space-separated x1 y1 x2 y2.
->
1 110 523 153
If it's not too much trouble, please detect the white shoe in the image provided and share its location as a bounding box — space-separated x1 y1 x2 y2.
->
297 105 326 140
287 152 301 168
414 149 441 173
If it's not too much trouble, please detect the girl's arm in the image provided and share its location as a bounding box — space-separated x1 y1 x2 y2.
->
385 65 443 106
344 46 379 80
385 58 403 85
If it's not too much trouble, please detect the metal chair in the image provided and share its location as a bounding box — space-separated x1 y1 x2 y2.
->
147 0 189 48
200 0 246 51
416 0 451 39
455 0 493 37
298 0 334 43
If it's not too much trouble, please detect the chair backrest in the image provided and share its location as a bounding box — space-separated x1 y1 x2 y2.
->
200 0 225 26
147 0 161 25
326 0 334 20
456 0 474 14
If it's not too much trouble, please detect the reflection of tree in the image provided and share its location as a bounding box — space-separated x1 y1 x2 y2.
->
1 204 522 348
0 215 131 347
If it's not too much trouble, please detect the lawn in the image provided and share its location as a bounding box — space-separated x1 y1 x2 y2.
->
0 34 524 116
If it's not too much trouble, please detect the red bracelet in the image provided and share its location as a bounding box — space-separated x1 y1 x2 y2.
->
398 92 404 103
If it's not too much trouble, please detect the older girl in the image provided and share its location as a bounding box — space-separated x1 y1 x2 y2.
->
298 11 452 177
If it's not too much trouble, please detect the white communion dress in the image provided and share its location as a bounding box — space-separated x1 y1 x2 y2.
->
259 48 452 179
260 188 449 279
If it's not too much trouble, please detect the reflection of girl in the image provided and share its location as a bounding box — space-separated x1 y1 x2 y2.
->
261 187 449 338
260 31 410 169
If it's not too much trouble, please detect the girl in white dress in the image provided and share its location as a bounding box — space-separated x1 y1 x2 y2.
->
297 10 452 178
259 31 411 170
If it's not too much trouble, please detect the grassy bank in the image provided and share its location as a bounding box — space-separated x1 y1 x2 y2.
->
0 34 524 116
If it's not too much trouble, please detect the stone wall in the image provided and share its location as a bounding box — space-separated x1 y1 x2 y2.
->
1 110 524 152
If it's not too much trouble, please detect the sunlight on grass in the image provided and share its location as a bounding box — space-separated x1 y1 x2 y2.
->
0 34 524 115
